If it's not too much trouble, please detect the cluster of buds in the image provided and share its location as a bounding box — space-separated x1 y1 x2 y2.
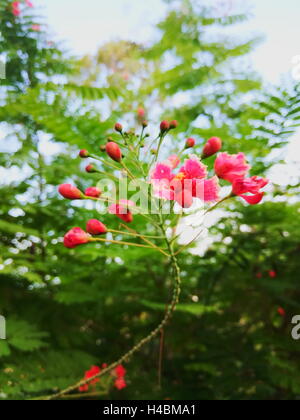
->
160 120 178 133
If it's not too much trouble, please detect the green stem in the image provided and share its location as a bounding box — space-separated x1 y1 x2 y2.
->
36 224 181 401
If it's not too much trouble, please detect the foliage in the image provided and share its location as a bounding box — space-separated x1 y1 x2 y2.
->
0 0 299 401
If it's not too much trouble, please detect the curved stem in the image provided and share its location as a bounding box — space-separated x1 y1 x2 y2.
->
35 235 181 401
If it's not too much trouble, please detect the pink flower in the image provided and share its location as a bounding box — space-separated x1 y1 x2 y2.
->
192 176 220 203
151 163 175 182
174 188 193 208
179 155 207 180
25 0 34 7
151 156 214 206
232 176 269 205
58 184 83 200
109 200 134 223
214 152 250 183
64 228 90 249
85 187 102 198
86 219 107 235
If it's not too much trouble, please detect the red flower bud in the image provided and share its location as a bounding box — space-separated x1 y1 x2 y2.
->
85 187 102 198
169 120 178 129
58 184 83 200
277 307 286 317
85 164 97 173
269 270 276 278
185 138 195 148
79 149 89 158
86 219 107 235
108 200 134 223
202 137 222 158
64 228 90 248
137 107 145 118
160 120 170 133
106 142 122 163
114 123 123 133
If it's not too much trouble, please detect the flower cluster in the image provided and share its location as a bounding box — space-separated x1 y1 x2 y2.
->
78 364 127 393
151 139 268 208
59 119 269 249
11 0 33 17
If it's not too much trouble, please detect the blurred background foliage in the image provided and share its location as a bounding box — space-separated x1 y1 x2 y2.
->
0 0 299 400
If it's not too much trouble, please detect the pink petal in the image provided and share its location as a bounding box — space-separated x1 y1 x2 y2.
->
180 155 207 179
192 176 220 202
240 192 264 205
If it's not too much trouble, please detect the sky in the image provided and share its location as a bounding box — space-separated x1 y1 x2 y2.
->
33 0 300 84
1 0 299 186
30 0 300 187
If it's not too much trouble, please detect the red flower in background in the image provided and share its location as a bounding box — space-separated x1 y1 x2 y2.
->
12 2 21 16
115 377 127 390
113 364 127 390
79 365 101 392
79 364 127 392
269 270 277 278
277 307 286 317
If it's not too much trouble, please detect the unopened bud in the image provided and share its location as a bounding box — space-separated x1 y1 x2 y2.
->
106 142 122 163
85 164 97 173
86 219 107 235
114 123 123 133
185 138 195 148
169 120 178 129
79 149 89 158
202 137 222 158
160 120 170 133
